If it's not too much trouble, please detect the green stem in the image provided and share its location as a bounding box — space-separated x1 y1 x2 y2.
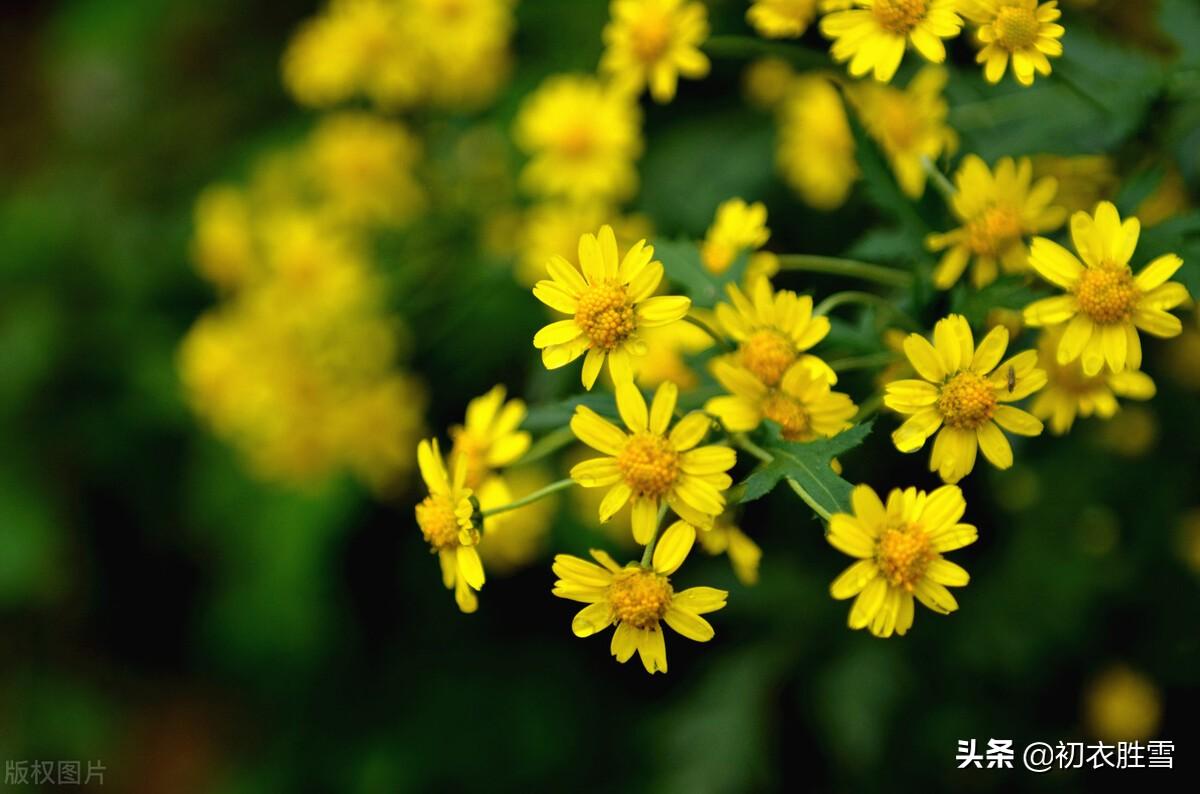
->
480 478 574 518
640 502 671 567
814 290 919 329
516 425 576 466
920 156 957 201
775 255 913 287
827 352 897 373
787 479 834 522
854 392 883 423
684 313 734 352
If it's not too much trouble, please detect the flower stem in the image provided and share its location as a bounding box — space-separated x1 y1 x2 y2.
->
775 255 913 287
814 290 920 329
684 313 734 352
516 425 576 466
480 478 574 518
920 155 957 201
827 352 897 373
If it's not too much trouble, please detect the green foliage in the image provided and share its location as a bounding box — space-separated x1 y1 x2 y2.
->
738 421 875 517
654 236 747 308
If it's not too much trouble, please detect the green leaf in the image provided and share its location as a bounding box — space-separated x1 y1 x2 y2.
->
949 276 1042 327
521 391 618 432
653 236 747 308
738 421 874 517
844 105 931 241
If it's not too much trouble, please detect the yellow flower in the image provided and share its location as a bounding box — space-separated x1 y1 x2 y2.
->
1023 201 1191 376
714 278 835 387
1084 666 1163 743
449 385 532 490
600 0 711 104
697 512 763 585
820 0 963 83
706 357 857 440
513 74 643 203
532 226 691 389
828 483 977 637
415 439 486 613
742 57 797 110
191 186 255 292
963 0 1065 86
701 199 771 275
748 0 823 38
885 314 1046 484
570 381 737 542
1031 154 1117 215
1029 325 1156 435
927 155 1066 289
306 112 424 228
552 521 727 673
849 65 958 198
776 76 859 211
515 202 652 287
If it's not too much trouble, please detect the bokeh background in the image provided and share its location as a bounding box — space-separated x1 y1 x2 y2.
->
2 0 1198 791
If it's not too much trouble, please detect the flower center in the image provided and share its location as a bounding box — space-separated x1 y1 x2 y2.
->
1074 266 1140 325
938 370 997 429
574 281 636 351
994 5 1040 50
761 391 812 441
416 494 460 551
617 434 680 498
630 12 672 63
739 330 797 387
559 125 595 159
872 0 928 34
608 567 673 629
876 522 935 591
965 205 1023 257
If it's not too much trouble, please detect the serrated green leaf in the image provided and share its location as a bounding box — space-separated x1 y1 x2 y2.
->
653 236 747 308
737 421 874 518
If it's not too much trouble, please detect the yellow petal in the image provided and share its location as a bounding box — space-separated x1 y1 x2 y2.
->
649 381 678 434
653 520 696 575
830 559 879 600
663 606 714 642
976 421 1013 470
903 333 946 382
570 406 627 455
616 380 648 432
572 601 615 637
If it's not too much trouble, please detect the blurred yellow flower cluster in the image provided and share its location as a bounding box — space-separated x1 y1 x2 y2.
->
283 0 516 111
181 113 428 493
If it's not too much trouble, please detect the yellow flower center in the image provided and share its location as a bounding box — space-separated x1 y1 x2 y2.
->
761 391 812 441
993 5 1040 50
1075 266 1140 325
739 330 797 387
937 370 998 429
617 433 680 498
559 124 595 159
416 494 460 551
575 281 636 351
965 205 1023 257
630 12 672 63
876 522 935 591
872 0 928 34
608 567 673 629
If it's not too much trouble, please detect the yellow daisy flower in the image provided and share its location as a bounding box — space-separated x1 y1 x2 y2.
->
600 0 711 104
552 520 727 673
414 439 486 613
714 278 835 387
776 75 859 211
885 314 1047 484
849 65 958 199
1029 325 1156 435
819 0 964 84
696 512 763 585
927 155 1067 289
747 0 823 38
532 225 691 389
1023 201 1191 376
570 381 737 542
701 199 771 275
513 74 643 203
828 483 977 637
706 357 857 440
963 0 1065 86
448 385 531 490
